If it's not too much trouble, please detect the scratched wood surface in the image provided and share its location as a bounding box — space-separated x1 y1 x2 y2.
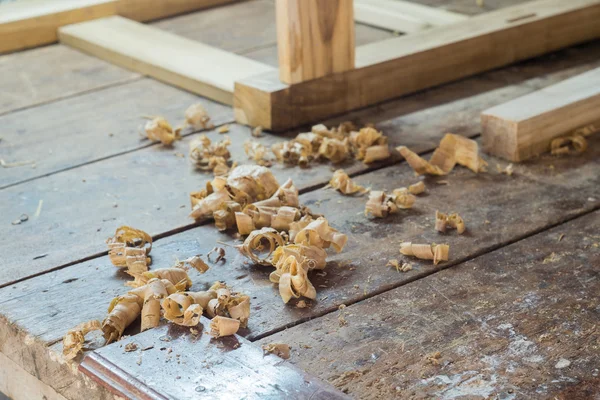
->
1 133 598 399
257 210 600 399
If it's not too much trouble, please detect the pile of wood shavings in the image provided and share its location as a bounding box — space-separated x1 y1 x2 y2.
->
189 134 233 175
550 123 597 156
271 122 391 168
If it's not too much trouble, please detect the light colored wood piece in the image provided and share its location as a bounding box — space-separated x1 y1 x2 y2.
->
0 0 117 54
234 0 600 131
276 0 355 84
117 0 239 22
0 352 67 400
354 0 468 32
482 67 600 161
58 16 275 105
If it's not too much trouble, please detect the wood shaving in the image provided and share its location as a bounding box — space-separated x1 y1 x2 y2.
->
277 255 317 303
238 227 285 265
252 126 263 137
397 133 487 176
11 213 28 225
262 343 290 359
126 267 192 289
386 259 412 272
400 242 449 265
294 217 348 253
162 290 217 326
189 134 232 175
319 137 349 163
124 342 138 352
184 104 213 130
62 320 102 360
144 116 180 146
207 247 226 263
189 165 279 222
244 140 271 166
106 226 152 276
328 169 367 195
210 316 240 338
435 211 466 234
365 191 397 218
182 255 209 273
496 163 514 176
551 134 588 156
391 188 416 209
408 181 426 195
217 124 230 134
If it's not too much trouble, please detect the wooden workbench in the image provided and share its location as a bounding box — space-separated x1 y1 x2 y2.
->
0 0 598 399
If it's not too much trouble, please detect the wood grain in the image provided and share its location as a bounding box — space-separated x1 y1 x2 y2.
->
354 0 468 33
0 134 598 400
0 78 232 189
0 352 67 400
117 0 240 22
276 0 355 84
482 67 600 161
59 16 275 105
234 0 600 130
79 320 349 399
257 210 600 398
0 0 117 54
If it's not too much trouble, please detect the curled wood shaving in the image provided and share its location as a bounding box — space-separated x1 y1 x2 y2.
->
272 140 312 167
365 191 397 218
386 259 412 272
252 126 263 137
262 343 290 359
107 226 152 254
162 290 217 326
294 217 347 253
435 211 466 234
244 140 271 166
397 133 487 175
277 255 317 303
496 163 514 176
318 137 349 163
408 181 426 195
106 226 152 275
126 267 192 289
207 247 226 263
183 255 209 273
238 227 285 265
214 201 242 231
63 320 102 360
189 134 232 175
400 242 449 265
129 279 176 333
328 169 367 195
391 188 416 209
551 134 588 155
145 117 180 146
210 316 240 338
272 244 327 272
363 144 391 164
217 124 230 134
254 178 299 208
184 104 213 130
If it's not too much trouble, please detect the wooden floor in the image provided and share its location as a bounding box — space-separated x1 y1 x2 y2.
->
0 1 599 399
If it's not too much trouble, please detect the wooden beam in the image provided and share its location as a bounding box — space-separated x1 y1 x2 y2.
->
0 0 240 55
234 0 600 131
0 0 117 54
58 16 275 105
0 352 67 400
117 0 239 22
276 0 355 84
354 0 467 33
482 67 600 161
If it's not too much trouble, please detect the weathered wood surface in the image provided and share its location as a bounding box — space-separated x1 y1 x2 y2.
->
79 320 349 400
2 42 598 290
1 134 598 400
0 79 231 190
234 0 600 130
0 45 139 117
0 352 67 400
116 0 240 23
257 210 600 399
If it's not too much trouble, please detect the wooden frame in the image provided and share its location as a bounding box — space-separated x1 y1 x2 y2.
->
0 0 240 54
234 0 600 130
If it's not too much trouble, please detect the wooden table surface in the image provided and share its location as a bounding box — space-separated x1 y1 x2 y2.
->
0 1 598 399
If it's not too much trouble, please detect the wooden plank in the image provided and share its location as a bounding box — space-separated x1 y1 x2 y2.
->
482 67 600 162
1 133 598 399
0 0 118 54
0 78 232 190
117 0 240 22
233 0 600 130
257 210 600 398
276 0 355 84
354 0 468 33
59 16 275 105
79 320 349 399
0 352 67 400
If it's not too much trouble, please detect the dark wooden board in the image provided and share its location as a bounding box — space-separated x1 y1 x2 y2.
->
257 210 600 399
0 79 231 189
0 45 139 117
79 319 349 400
